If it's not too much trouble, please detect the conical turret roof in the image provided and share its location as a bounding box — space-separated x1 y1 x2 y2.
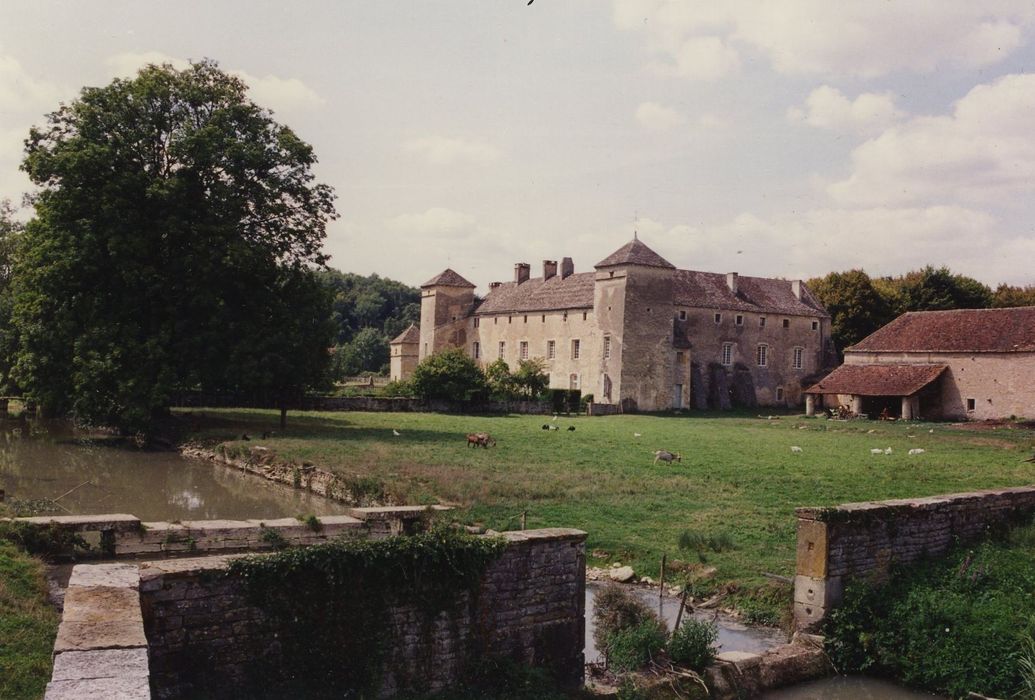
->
420 268 476 288
595 236 675 269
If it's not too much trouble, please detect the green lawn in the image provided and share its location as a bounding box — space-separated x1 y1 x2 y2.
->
0 522 59 699
188 408 1035 621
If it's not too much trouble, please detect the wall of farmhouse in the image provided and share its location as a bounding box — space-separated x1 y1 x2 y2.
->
844 351 1035 420
613 266 675 411
470 308 601 394
685 308 826 408
419 286 475 361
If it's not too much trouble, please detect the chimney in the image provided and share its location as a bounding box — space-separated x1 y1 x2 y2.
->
791 279 802 300
560 257 574 279
543 260 557 281
514 263 530 284
726 272 738 294
489 281 502 290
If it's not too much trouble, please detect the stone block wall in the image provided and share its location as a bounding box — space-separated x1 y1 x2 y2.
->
140 528 586 698
793 486 1035 629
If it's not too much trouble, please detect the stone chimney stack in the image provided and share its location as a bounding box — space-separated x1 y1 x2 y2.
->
726 272 738 294
543 260 557 281
792 279 802 300
489 281 502 290
514 263 530 284
560 257 574 279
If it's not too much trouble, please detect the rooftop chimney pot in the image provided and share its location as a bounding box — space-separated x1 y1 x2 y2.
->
726 272 738 294
792 279 802 300
543 260 557 281
515 263 530 284
561 257 574 279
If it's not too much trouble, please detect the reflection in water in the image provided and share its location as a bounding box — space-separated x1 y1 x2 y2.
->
585 582 787 663
763 675 943 699
0 419 350 520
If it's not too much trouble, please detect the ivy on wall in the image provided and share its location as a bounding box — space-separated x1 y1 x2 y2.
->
226 526 506 697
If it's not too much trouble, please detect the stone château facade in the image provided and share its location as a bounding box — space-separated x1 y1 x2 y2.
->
395 237 830 411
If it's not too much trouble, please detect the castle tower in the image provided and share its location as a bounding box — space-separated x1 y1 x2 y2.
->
593 237 677 411
418 269 476 361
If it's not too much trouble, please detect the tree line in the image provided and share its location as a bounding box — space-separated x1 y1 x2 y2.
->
807 267 1035 355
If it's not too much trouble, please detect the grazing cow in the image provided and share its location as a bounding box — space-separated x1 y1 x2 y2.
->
653 450 681 465
790 446 803 453
466 432 496 448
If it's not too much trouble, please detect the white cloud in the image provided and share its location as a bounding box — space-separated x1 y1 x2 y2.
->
787 86 904 136
104 51 189 77
387 207 478 237
402 135 502 166
105 53 325 114
635 101 685 131
659 36 740 81
613 1 1035 78
828 73 1035 206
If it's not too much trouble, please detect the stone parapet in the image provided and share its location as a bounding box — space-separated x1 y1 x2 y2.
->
793 486 1035 629
45 563 151 700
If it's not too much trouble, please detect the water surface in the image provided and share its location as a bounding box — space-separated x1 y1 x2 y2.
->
585 582 787 663
763 675 943 699
0 419 349 520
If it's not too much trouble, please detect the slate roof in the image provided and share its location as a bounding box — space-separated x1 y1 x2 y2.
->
848 307 1035 353
595 238 676 269
421 269 476 289
390 324 420 345
474 272 595 314
674 270 829 317
804 364 948 397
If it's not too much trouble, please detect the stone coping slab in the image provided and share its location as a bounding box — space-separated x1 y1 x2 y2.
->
498 528 587 543
15 513 141 532
68 563 140 589
62 587 141 623
796 485 1035 519
348 505 450 521
45 676 150 700
51 648 149 681
54 618 148 653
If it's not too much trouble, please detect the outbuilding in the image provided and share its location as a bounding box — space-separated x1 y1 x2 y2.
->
805 307 1035 420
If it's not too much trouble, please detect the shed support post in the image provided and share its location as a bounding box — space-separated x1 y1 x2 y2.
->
901 395 914 421
851 395 863 415
805 394 816 417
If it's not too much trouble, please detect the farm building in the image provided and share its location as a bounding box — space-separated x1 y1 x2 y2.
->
805 306 1035 420
398 236 831 411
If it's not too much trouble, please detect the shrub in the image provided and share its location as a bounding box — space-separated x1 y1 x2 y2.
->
593 584 667 671
607 619 668 672
409 348 487 401
668 617 717 671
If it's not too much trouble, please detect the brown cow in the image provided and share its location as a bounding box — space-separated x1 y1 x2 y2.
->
466 432 496 448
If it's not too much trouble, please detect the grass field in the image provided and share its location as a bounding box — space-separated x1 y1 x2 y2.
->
0 504 59 700
189 408 1035 622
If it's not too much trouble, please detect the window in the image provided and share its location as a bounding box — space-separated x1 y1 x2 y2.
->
736 314 744 326
776 387 784 402
782 319 790 328
792 347 804 370
811 320 819 330
679 310 687 321
424 343 428 356
563 311 568 321
757 344 768 367
722 343 733 366
519 341 528 360
603 336 611 359
759 316 766 328
541 314 546 322
494 317 498 325
498 341 505 360
473 341 480 359
474 317 480 328
966 398 976 412
676 351 684 364
571 339 581 359
547 340 556 359
714 313 722 324
508 316 512 324
583 312 588 321
523 315 527 323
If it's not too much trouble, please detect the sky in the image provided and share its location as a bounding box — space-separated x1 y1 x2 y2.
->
2 1 1035 290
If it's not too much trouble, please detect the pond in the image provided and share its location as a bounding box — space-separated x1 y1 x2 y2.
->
762 675 943 699
0 419 349 520
585 582 788 663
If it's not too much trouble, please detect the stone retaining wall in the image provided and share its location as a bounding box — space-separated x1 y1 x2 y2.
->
793 486 1035 629
8 506 446 559
139 528 586 698
173 393 554 414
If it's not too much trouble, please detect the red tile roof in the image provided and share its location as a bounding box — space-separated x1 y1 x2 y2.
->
595 238 675 269
390 324 420 344
848 307 1035 353
804 364 947 396
474 272 595 314
674 270 829 317
421 268 476 288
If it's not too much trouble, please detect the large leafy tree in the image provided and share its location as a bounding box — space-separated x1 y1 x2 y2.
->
11 60 337 431
806 270 894 354
0 201 22 394
884 266 992 314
